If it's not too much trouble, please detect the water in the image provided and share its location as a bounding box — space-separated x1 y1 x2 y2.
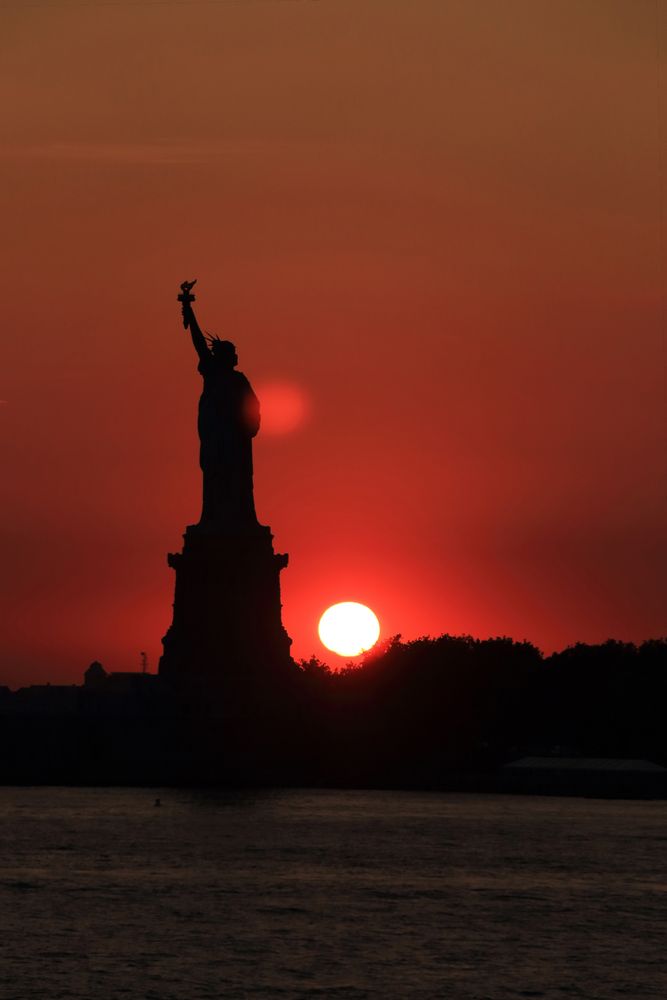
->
0 789 665 999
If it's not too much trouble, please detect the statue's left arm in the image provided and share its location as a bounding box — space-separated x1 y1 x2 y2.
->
242 378 261 437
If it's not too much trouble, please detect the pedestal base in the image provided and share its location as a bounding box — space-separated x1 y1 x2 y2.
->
158 522 293 687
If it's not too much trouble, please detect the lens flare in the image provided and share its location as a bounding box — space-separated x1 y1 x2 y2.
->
254 381 309 436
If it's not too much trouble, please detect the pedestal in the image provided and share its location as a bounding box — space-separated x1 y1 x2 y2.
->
158 522 293 687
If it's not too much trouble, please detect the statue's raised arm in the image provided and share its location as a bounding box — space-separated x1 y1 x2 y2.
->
178 279 208 363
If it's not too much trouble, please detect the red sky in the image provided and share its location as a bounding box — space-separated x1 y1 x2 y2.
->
0 0 665 687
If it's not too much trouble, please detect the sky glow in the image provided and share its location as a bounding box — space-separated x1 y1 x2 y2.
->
0 1 664 686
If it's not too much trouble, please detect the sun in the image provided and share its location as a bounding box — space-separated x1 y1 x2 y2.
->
318 602 381 657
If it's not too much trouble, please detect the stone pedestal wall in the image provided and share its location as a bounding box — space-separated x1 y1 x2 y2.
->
159 522 293 685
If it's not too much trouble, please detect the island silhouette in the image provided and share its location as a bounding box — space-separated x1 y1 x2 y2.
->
0 283 665 795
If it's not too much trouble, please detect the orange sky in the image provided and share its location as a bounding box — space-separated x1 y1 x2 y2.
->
0 0 665 687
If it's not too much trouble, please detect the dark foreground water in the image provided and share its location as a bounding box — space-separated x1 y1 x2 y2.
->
0 789 665 1000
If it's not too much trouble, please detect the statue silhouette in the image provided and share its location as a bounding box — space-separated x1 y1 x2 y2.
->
180 287 260 527
159 281 293 688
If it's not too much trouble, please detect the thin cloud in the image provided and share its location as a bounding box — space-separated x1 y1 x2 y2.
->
0 139 258 165
0 1 319 8
1 135 346 166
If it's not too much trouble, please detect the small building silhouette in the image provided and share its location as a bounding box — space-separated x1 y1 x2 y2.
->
84 661 108 688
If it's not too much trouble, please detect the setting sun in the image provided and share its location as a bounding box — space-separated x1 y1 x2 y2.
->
318 602 381 657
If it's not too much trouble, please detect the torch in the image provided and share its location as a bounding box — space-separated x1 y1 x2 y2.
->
178 279 197 329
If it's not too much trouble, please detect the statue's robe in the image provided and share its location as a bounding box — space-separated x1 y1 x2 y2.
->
197 353 260 526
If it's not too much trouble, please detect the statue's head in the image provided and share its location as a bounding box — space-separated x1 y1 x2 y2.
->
207 335 238 368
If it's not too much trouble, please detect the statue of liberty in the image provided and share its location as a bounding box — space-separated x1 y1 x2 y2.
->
178 281 260 528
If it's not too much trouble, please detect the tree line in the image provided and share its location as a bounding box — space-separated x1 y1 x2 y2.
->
296 636 667 781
